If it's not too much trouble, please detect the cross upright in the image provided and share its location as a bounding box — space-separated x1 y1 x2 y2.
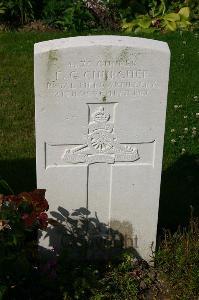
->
46 102 155 229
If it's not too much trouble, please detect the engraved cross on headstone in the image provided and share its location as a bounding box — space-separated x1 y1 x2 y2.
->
46 102 154 226
62 103 140 221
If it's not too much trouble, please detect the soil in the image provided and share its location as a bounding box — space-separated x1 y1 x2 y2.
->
0 20 61 33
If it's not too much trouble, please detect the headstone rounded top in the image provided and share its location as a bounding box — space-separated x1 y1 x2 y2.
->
34 35 170 55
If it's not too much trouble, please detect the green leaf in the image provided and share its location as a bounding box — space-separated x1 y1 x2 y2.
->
0 179 14 195
65 7 75 18
178 7 190 20
0 285 7 300
177 20 191 29
137 16 151 29
13 234 18 246
165 20 177 31
0 3 5 14
163 13 180 22
122 20 136 33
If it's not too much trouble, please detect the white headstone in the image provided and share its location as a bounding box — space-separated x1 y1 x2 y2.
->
34 36 170 262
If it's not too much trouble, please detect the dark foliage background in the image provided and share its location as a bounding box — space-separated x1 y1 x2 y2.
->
0 0 198 31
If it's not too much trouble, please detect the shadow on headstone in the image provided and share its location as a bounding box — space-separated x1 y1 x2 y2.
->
39 206 140 262
1 154 198 248
158 154 199 234
0 158 36 194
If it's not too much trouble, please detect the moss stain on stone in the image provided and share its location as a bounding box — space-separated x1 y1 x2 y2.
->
102 48 112 103
47 50 58 79
47 50 58 72
118 47 129 63
48 50 58 62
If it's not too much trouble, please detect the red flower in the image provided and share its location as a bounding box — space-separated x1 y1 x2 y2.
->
19 189 49 213
2 190 49 229
38 212 48 229
21 212 36 227
3 195 21 206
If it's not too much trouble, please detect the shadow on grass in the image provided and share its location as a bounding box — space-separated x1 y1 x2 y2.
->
158 154 199 234
0 158 36 194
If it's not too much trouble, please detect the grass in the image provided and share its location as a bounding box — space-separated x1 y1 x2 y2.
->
155 215 199 300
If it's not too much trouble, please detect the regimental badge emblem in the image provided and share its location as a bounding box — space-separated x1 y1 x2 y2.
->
62 106 140 164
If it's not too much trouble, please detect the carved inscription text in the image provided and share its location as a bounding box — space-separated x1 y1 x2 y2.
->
47 55 159 99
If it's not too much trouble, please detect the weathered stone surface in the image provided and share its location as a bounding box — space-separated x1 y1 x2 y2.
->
34 36 170 261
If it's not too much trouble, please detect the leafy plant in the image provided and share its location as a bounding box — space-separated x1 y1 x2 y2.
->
85 0 120 30
42 0 96 31
122 14 155 33
162 6 191 31
0 178 14 195
0 2 5 14
42 0 68 25
186 0 199 29
122 4 192 33
61 1 95 31
0 0 34 26
91 253 160 300
148 0 166 17
0 189 49 299
155 215 199 299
